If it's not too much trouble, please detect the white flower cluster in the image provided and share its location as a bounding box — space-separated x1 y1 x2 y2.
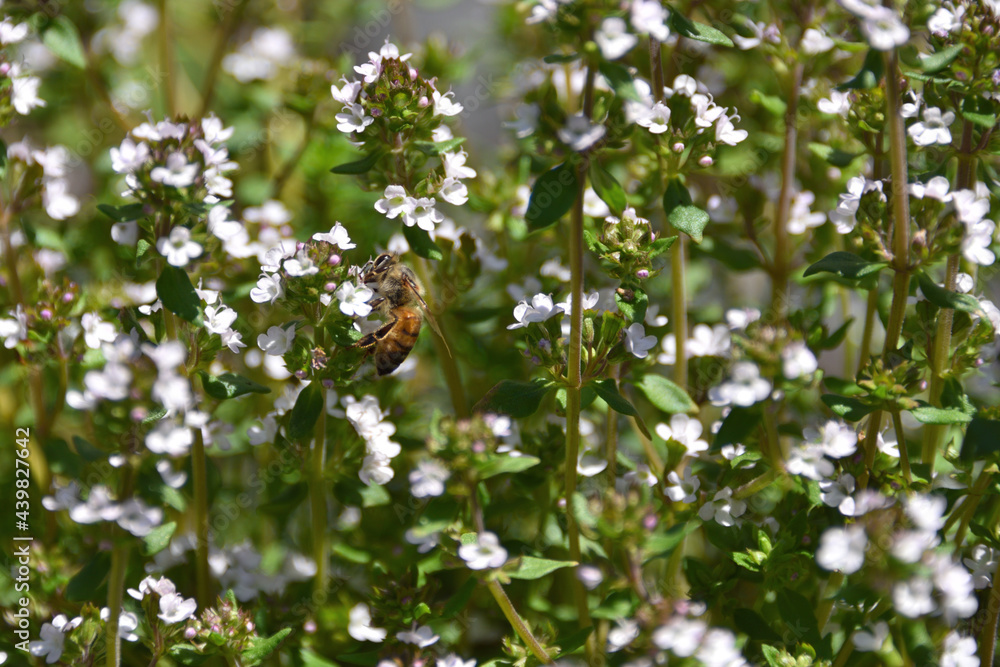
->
42 481 163 538
1 17 45 116
786 420 858 480
653 614 747 666
629 74 748 147
6 141 81 220
222 27 296 82
128 575 198 624
839 0 910 51
345 394 402 485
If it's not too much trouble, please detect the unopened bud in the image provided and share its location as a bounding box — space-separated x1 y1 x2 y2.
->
636 269 650 279
39 308 52 320
328 254 341 266
672 142 684 153
698 156 713 167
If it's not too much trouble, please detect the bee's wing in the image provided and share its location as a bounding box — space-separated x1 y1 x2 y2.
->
408 282 453 359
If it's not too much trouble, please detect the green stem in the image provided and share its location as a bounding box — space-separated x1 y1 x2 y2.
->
192 427 212 609
980 547 1000 665
605 366 619 478
830 635 853 667
311 381 329 597
733 469 780 500
856 288 878 375
105 540 130 667
955 470 992 548
413 258 468 418
156 0 176 116
771 62 804 321
923 120 976 470
858 411 882 490
891 411 911 484
487 580 554 664
196 0 249 119
816 571 844 634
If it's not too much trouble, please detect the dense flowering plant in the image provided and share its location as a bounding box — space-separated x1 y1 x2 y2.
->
1 1 1000 666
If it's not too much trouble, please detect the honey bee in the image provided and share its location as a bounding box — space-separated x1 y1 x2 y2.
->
354 253 449 376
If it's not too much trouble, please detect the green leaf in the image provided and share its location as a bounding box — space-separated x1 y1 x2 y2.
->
837 48 884 90
734 608 782 642
669 12 734 47
507 556 577 580
776 589 822 649
65 552 111 602
199 371 271 400
590 378 651 438
615 285 648 323
414 137 466 156
648 235 678 258
590 163 627 214
751 90 786 117
330 151 381 174
668 205 710 243
301 648 339 667
525 163 578 231
287 381 324 442
917 272 982 314
98 203 146 221
42 16 87 69
474 378 553 418
597 61 641 101
142 521 177 556
962 110 997 129
909 405 973 425
478 454 541 480
135 239 153 267
821 394 874 422
557 627 595 655
403 225 444 261
635 374 697 414
662 178 693 214
442 577 477 618
156 265 204 325
808 142 861 167
919 43 965 73
543 53 580 64
804 252 888 281
241 628 292 666
961 418 1000 462
644 520 700 562
713 405 762 449
337 651 382 667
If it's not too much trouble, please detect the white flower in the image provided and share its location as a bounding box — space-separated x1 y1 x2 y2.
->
963 545 999 590
111 137 150 173
908 107 955 147
158 592 197 624
410 460 450 498
595 17 637 60
558 114 606 151
819 473 857 516
257 324 296 356
698 487 746 527
0 19 29 45
787 191 827 234
406 527 441 553
81 313 117 349
250 273 283 304
905 493 947 532
929 6 966 35
403 197 444 231
505 103 540 138
852 621 889 652
687 323 730 358
894 577 936 617
100 607 140 642
652 617 707 656
624 323 657 359
117 497 164 537
940 631 980 667
348 604 387 642
441 150 477 180
817 90 851 116
204 305 238 334
656 414 708 456
577 447 608 477
829 176 884 234
313 222 356 250
459 532 508 570
437 177 469 206
805 420 857 459
150 152 199 188
11 72 45 115
695 628 746 667
816 525 866 573
374 185 412 219
508 293 563 329
29 616 74 664
283 248 319 277
335 103 374 133
859 5 910 51
910 175 952 201
637 102 672 134
786 443 835 481
157 226 202 267
708 362 771 407
801 27 834 54
156 460 187 489
962 218 996 266
607 619 640 653
665 466 700 503
432 89 464 116
331 79 362 106
630 0 670 41
715 112 748 146
336 282 374 318
439 655 476 667
396 625 439 648
146 422 193 457
781 341 818 378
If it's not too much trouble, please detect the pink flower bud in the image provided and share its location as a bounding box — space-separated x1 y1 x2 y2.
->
39 309 52 320
636 269 650 279
672 142 684 153
328 254 341 266
185 627 196 639
304 620 317 634
698 156 713 167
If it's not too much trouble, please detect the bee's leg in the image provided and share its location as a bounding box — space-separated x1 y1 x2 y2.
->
354 313 398 349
